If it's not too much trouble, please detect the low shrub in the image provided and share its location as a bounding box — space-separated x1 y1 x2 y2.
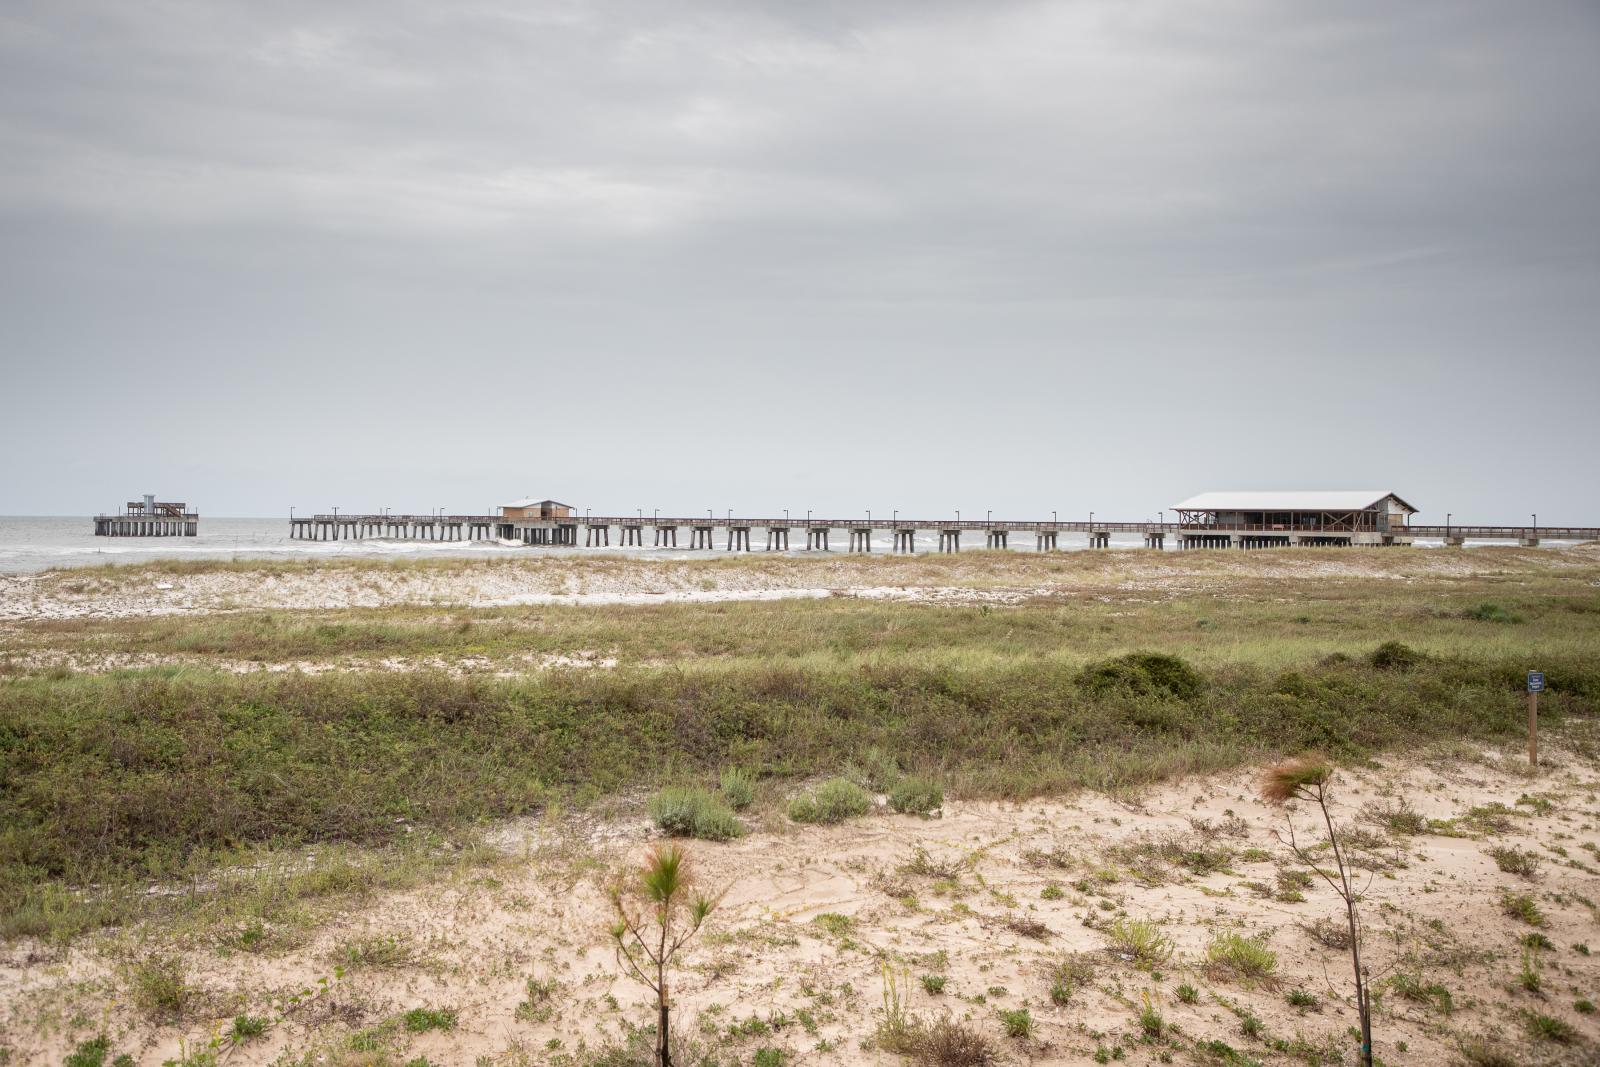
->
997 1007 1034 1039
1487 846 1541 878
129 953 187 1021
920 974 946 995
402 1006 458 1033
649 787 743 841
889 775 944 816
718 768 755 811
1500 891 1545 927
1078 652 1203 700
1104 917 1174 970
1204 932 1278 983
1462 602 1523 624
897 1017 998 1066
789 778 872 825
1370 641 1421 671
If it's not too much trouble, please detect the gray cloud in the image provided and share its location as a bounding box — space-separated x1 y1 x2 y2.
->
2 1 1597 521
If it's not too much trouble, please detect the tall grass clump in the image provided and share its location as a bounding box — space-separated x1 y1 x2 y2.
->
648 788 742 841
788 778 873 824
888 775 944 816
718 768 755 811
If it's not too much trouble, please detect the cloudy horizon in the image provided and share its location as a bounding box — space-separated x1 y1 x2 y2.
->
3 1 1598 524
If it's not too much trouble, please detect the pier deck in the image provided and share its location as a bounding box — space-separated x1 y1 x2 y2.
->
286 514 1600 551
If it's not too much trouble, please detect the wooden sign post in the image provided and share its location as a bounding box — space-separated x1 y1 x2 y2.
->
1527 670 1544 767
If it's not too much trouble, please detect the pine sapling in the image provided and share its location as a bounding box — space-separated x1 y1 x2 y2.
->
609 844 719 1067
1262 756 1373 1067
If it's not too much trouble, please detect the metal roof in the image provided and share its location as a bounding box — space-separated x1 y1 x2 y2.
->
500 498 573 509
1171 491 1417 513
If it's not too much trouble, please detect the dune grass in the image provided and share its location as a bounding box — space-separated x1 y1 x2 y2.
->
3 552 1599 943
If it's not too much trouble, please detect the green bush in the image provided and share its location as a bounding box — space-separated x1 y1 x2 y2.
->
648 787 743 841
402 1006 458 1033
1078 653 1203 700
1370 641 1422 671
1105 917 1174 970
998 1007 1034 1039
719 768 755 811
1204 932 1278 983
888 775 943 816
64 1036 111 1067
788 778 872 825
1463 602 1523 624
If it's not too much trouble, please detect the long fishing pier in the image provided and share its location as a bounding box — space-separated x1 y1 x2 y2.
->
288 513 1600 551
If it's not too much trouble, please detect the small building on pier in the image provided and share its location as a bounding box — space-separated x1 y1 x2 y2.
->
1171 491 1416 549
94 494 199 537
500 499 574 521
497 498 578 544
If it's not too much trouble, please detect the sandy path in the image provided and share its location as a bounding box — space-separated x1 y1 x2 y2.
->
6 748 1597 1065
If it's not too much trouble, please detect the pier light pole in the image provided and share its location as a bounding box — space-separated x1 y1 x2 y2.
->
986 509 991 524
893 509 898 524
867 509 871 525
1447 513 1451 537
290 506 295 520
637 508 642 521
1052 510 1057 524
955 510 960 522
807 509 812 524
784 508 789 522
1089 511 1094 528
333 506 339 522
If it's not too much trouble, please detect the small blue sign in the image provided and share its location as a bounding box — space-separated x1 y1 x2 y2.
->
1527 671 1545 693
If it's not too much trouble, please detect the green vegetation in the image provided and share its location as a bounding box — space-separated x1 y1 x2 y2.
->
648 787 743 841
997 1007 1034 1039
1500 891 1546 927
401 1006 457 1033
718 767 755 811
1104 917 1175 970
919 973 946 995
1204 931 1279 983
1487 845 1541 878
64 1036 111 1067
1462 601 1523 624
128 952 187 1021
4 556 1600 943
888 775 944 816
788 778 872 825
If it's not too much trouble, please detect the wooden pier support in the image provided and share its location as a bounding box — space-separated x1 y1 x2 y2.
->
848 528 872 552
893 529 916 553
938 529 961 553
726 527 751 551
620 525 643 546
1035 530 1057 551
655 525 678 547
766 527 790 551
1087 530 1110 549
690 526 714 550
985 529 1008 549
1143 531 1165 549
585 524 611 547
807 527 832 551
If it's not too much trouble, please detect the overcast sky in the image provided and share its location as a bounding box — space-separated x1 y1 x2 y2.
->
2 1 1597 522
